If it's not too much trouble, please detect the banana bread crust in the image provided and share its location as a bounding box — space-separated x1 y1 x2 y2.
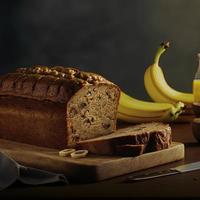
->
0 66 112 103
0 96 67 148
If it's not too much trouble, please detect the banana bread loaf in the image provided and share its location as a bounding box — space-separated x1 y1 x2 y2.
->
0 66 120 149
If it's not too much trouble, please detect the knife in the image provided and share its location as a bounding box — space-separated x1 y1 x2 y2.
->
125 161 200 182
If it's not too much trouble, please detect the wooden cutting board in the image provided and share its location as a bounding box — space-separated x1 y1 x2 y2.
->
0 139 184 182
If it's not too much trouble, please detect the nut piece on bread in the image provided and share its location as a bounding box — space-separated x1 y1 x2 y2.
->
77 122 172 156
0 66 120 148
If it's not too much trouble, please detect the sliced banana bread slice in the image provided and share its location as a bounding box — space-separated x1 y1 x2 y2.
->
77 122 172 156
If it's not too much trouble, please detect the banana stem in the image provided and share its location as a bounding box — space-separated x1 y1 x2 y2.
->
154 42 170 65
170 102 185 120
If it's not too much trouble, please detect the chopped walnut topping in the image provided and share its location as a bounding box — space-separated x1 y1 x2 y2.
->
16 66 110 86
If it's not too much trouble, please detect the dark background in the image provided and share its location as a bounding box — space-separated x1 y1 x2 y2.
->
0 0 199 99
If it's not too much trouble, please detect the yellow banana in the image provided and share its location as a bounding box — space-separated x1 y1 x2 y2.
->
144 42 194 105
120 92 173 111
117 111 174 123
144 67 172 103
117 91 184 123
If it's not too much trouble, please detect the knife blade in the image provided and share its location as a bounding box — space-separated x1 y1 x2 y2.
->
125 161 200 182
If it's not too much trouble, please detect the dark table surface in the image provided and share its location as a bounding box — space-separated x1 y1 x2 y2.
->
1 123 200 199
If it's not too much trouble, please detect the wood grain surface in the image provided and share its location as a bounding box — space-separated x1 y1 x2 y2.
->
0 139 184 182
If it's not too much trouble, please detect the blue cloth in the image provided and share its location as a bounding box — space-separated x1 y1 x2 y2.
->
0 152 68 191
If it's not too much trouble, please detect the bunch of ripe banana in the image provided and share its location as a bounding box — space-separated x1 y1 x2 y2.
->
117 91 185 123
144 42 193 105
117 42 193 123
